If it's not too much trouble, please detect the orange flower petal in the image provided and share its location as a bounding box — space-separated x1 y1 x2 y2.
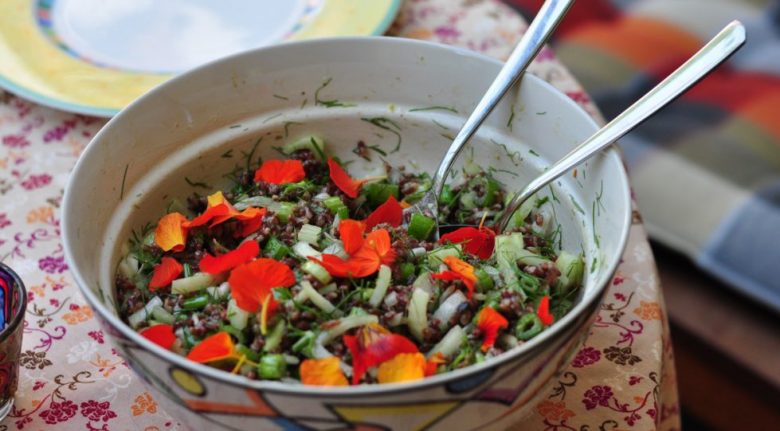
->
377 352 426 384
300 357 349 386
235 207 266 237
537 295 554 326
187 332 236 363
343 323 418 384
228 258 296 313
140 324 176 350
328 158 365 198
339 219 366 255
199 241 259 275
154 212 189 252
254 159 306 185
364 196 403 230
432 256 477 298
148 257 183 291
364 229 396 266
425 352 446 376
186 203 233 229
439 226 496 260
476 307 509 352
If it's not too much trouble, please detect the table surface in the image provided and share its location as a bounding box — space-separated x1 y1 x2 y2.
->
0 0 680 429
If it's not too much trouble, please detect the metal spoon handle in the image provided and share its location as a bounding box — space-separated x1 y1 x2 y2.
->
496 20 746 232
429 0 574 198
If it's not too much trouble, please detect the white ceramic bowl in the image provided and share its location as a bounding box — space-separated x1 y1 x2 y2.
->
62 37 631 430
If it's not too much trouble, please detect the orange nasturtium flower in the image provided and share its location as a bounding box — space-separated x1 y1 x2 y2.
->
314 228 396 279
537 295 554 326
228 258 296 314
338 219 366 255
431 255 477 298
377 352 426 384
439 226 496 260
199 240 260 275
254 159 306 185
154 212 189 252
476 307 509 352
425 352 446 376
185 192 266 237
299 357 349 386
140 324 177 350
364 195 403 230
186 332 237 363
148 257 183 291
343 323 418 384
327 158 367 198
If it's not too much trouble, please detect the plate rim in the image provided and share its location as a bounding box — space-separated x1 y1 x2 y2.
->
0 0 403 117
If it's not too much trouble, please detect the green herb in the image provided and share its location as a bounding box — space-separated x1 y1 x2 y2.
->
300 98 308 109
549 185 560 203
529 149 540 157
314 78 356 108
119 164 129 200
590 256 598 273
283 121 303 138
536 111 547 115
432 119 450 130
184 177 210 189
272 94 289 100
221 149 234 159
229 124 242 129
243 138 262 172
535 196 550 208
361 117 402 152
592 201 601 248
263 112 283 123
595 180 606 214
490 139 522 166
409 105 458 113
507 104 516 131
569 194 585 215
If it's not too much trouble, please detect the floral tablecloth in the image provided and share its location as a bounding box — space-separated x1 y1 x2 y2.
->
0 0 680 429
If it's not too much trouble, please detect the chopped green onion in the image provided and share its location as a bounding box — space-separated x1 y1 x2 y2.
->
297 224 322 246
227 298 250 330
368 265 392 307
428 325 465 359
363 182 399 206
439 184 457 206
171 272 217 295
293 241 321 259
408 213 436 240
291 331 316 357
151 306 175 325
399 262 416 281
236 344 260 362
407 288 430 341
515 313 543 341
427 245 461 268
474 268 494 292
128 297 163 329
263 320 286 352
275 202 295 223
322 196 349 220
181 292 210 311
257 354 287 379
265 237 291 260
282 135 326 160
301 261 332 285
297 281 337 314
182 263 192 278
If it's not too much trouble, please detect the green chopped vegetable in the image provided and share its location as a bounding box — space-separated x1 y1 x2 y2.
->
515 313 543 341
258 354 287 379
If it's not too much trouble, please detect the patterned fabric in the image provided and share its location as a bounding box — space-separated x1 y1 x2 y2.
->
0 0 679 429
506 0 780 311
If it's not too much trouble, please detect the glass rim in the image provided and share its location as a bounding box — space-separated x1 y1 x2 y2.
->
0 261 27 341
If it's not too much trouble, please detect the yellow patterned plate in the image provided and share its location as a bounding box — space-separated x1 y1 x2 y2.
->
0 0 402 117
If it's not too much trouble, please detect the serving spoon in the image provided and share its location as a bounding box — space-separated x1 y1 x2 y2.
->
439 20 746 236
402 0 575 236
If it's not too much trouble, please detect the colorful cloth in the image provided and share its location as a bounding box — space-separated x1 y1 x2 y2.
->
0 0 679 429
507 0 780 312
